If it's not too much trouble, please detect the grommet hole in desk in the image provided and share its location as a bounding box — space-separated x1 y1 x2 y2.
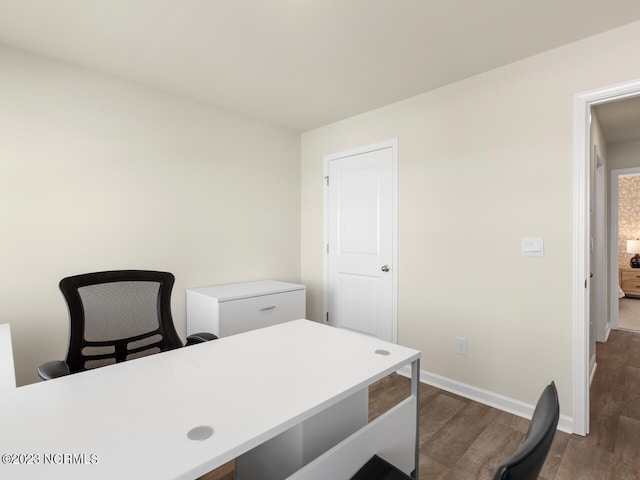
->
187 425 214 441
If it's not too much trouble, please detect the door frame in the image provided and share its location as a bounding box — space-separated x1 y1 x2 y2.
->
593 145 607 344
323 138 399 342
573 79 640 435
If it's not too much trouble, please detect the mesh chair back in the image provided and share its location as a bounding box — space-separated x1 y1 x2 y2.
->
60 270 183 373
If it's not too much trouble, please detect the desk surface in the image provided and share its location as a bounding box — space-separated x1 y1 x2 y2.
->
0 320 419 480
0 324 16 391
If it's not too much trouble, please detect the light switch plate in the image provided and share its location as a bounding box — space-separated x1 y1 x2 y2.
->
522 237 544 256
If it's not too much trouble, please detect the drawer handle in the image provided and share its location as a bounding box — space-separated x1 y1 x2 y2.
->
259 305 276 311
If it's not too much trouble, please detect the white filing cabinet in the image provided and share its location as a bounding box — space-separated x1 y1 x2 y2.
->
186 280 306 337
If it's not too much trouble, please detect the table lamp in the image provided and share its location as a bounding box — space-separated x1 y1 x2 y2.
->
627 239 640 268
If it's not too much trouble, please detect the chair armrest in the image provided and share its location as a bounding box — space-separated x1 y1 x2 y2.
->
37 361 71 381
185 332 218 346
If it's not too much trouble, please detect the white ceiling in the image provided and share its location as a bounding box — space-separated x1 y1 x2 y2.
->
2 1 640 132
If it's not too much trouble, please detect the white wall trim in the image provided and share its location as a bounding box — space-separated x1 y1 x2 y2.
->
397 366 573 434
573 79 640 436
322 139 399 342
594 146 608 343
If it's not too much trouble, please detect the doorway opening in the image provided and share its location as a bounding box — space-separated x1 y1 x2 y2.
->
575 80 640 436
612 169 640 333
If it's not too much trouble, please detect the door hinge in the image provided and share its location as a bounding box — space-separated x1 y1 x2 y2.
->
326 311 330 323
326 243 329 254
325 175 329 186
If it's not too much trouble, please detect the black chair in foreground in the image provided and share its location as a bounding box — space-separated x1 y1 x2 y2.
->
493 381 560 480
350 455 413 480
38 270 217 380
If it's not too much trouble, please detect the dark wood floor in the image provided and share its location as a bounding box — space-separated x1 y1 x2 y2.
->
200 328 640 479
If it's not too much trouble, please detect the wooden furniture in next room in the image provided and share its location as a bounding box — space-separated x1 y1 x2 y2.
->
620 267 640 297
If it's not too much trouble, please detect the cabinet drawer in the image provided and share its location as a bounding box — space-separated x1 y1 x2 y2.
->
621 270 640 282
218 290 305 337
622 281 640 294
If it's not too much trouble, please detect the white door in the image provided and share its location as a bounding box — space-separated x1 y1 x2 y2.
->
324 140 397 342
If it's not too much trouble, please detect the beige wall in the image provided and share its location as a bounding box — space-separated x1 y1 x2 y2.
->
6 14 640 423
0 46 301 386
609 140 640 267
618 175 640 266
301 20 640 419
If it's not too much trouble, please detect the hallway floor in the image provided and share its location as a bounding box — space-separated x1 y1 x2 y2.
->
619 297 640 332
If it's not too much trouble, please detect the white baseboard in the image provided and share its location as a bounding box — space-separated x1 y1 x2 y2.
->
604 323 611 342
590 360 597 386
396 365 573 434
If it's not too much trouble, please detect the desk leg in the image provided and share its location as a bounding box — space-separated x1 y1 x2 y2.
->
411 358 420 480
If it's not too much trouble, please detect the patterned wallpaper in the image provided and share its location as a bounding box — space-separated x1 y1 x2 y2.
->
619 175 640 267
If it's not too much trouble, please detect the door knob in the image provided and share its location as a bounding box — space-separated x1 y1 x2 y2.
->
381 265 390 272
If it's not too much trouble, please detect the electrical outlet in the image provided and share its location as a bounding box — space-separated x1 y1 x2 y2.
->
455 337 467 356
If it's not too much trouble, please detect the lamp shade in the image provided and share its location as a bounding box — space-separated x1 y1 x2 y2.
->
627 240 640 255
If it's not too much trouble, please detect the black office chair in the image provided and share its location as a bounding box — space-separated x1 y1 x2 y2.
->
350 455 413 480
37 270 217 380
493 381 560 480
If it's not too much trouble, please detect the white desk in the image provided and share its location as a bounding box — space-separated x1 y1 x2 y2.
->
0 324 16 391
0 320 420 480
